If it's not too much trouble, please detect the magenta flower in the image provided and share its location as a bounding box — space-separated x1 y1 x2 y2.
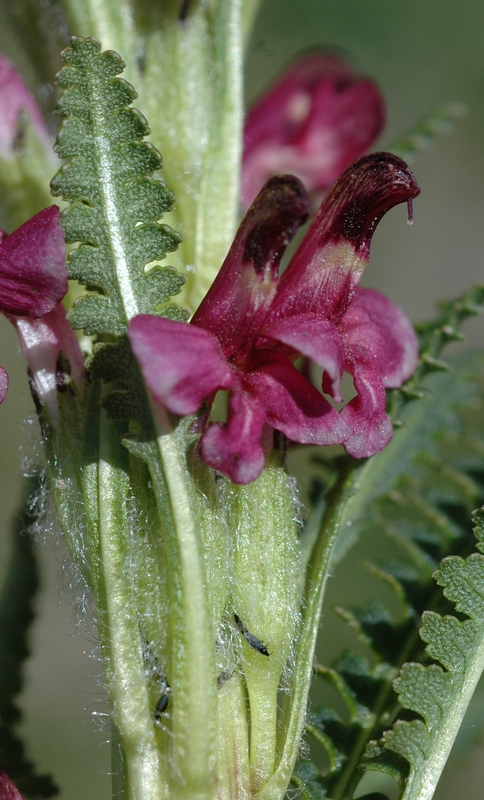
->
128 153 419 484
0 54 51 158
0 206 68 402
14 303 85 418
242 52 385 209
0 769 25 800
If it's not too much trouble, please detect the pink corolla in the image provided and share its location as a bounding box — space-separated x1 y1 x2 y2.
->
128 153 420 485
0 206 68 402
0 769 25 800
14 302 85 419
0 54 51 158
242 52 385 209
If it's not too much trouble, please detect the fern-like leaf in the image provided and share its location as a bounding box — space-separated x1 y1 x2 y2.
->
390 103 467 164
0 478 58 798
362 507 484 800
51 37 184 337
388 285 484 424
291 352 484 800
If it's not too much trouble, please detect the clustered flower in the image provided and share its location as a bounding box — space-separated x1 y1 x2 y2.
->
129 153 419 483
0 50 420 485
127 53 418 483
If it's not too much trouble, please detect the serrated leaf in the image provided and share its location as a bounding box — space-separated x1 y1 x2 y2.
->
51 37 184 337
292 353 484 800
369 523 484 799
0 478 58 798
387 286 484 429
390 103 467 164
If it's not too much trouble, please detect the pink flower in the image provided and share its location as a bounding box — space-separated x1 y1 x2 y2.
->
128 153 419 484
242 52 385 209
14 303 85 419
0 206 68 403
0 54 51 159
0 769 25 800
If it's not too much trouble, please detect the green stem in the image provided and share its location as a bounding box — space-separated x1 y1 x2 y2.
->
190 0 243 309
83 407 167 800
257 463 364 800
60 0 139 85
246 669 278 790
111 723 128 800
99 455 163 796
241 0 262 44
216 674 251 800
143 414 217 798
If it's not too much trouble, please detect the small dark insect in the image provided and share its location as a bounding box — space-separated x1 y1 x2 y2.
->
154 691 170 720
217 669 234 689
234 613 270 658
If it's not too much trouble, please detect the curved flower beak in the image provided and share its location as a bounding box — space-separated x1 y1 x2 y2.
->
262 153 420 459
242 52 385 208
264 153 421 327
192 174 309 358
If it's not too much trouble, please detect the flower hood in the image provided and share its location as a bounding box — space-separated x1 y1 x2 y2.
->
129 153 420 484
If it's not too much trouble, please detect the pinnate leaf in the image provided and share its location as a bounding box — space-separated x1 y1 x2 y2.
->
367 508 484 800
292 351 484 799
51 37 184 337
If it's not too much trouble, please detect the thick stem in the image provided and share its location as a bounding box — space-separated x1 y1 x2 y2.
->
216 674 251 800
60 0 139 85
226 453 301 795
191 0 243 309
98 454 163 796
82 406 167 800
241 0 262 44
142 412 218 798
246 669 278 790
257 463 365 800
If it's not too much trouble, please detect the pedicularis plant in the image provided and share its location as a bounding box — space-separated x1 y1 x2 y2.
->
0 3 484 800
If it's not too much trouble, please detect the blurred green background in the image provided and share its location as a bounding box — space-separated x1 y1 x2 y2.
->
0 1 483 797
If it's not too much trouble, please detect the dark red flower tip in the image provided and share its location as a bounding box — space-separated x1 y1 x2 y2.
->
241 175 310 277
315 151 421 256
266 153 420 324
192 175 309 358
242 51 385 207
